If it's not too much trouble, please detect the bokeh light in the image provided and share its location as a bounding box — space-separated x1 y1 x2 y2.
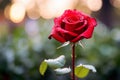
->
2 0 104 22
9 3 26 23
26 4 40 20
87 0 102 11
75 0 92 15
3 0 103 21
110 0 120 9
37 0 77 19
12 0 32 8
4 5 11 20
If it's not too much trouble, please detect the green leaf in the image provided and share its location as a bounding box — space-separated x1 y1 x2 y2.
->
54 67 71 75
39 61 48 75
44 55 65 68
75 64 96 78
75 65 89 78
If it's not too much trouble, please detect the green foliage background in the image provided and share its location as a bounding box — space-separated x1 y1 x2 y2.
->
0 18 120 80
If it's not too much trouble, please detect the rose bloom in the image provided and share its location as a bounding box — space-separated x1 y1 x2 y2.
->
49 9 97 43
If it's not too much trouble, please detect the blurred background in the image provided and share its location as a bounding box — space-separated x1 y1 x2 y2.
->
0 0 120 80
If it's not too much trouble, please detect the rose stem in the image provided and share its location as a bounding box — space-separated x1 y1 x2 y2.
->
72 43 76 80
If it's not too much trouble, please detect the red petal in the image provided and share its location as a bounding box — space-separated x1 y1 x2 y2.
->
71 18 97 42
48 26 66 43
49 33 66 43
75 20 87 31
57 27 78 37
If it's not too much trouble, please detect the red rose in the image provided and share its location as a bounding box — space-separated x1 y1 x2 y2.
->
49 10 97 43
